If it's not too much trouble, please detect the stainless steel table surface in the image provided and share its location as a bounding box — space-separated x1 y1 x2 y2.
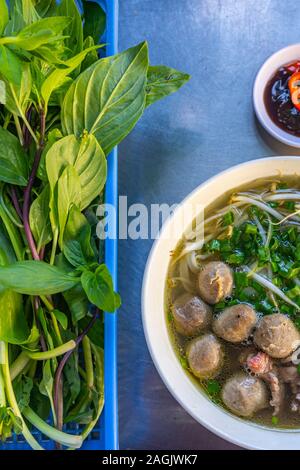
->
118 0 300 450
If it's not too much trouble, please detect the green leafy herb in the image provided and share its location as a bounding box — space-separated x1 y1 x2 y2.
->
0 261 79 295
145 65 190 107
0 0 189 449
81 264 121 312
61 42 149 155
0 127 28 185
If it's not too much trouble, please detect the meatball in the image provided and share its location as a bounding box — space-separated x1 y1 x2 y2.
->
186 334 223 379
197 261 233 305
171 293 212 336
213 304 257 343
254 313 300 359
221 373 268 417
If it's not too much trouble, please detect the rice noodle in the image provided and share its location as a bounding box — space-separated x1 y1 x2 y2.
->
245 268 300 310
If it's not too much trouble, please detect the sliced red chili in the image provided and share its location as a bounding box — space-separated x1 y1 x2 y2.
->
289 71 300 111
286 61 300 73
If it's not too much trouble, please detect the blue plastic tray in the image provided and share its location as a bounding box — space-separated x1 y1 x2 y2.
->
0 0 119 451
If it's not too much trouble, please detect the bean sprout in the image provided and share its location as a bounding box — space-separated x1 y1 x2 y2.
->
245 268 300 310
232 195 284 220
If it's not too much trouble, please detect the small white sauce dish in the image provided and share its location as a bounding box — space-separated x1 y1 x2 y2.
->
253 44 300 148
142 157 300 450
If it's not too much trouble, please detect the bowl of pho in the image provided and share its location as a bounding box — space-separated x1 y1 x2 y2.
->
142 156 300 450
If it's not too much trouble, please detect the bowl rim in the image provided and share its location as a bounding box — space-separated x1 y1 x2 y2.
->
253 43 300 148
142 156 300 450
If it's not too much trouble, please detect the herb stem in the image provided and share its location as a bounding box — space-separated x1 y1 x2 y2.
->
9 86 38 145
10 351 31 381
0 365 6 407
10 187 23 222
22 109 46 260
82 336 94 389
50 228 58 265
13 114 24 146
23 407 82 449
53 313 98 430
25 340 76 360
0 204 23 261
40 295 54 311
0 342 43 450
81 344 104 441
50 311 63 346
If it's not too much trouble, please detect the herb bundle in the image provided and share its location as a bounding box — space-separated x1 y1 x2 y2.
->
0 0 190 449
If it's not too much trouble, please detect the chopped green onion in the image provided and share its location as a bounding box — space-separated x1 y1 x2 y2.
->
234 271 248 291
223 250 245 265
222 211 234 226
206 379 221 396
284 201 296 212
271 416 279 425
208 239 221 252
244 223 258 235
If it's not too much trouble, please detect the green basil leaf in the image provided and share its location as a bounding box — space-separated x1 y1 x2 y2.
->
0 45 24 87
4 0 26 35
0 0 9 35
34 0 57 18
20 324 40 345
14 376 33 412
57 0 83 56
0 226 29 344
2 16 72 51
0 261 79 295
63 283 89 324
0 60 32 116
63 205 96 267
145 65 190 107
46 134 106 211
41 45 101 108
57 165 81 244
0 288 29 344
48 76 72 107
21 0 40 25
39 360 55 418
29 383 50 421
29 185 52 251
83 0 106 43
61 42 149 155
0 127 28 185
80 36 99 72
0 223 17 266
38 128 63 181
52 309 68 330
81 264 121 312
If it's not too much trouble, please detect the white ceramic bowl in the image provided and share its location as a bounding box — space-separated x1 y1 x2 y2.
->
253 44 300 147
142 156 300 450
